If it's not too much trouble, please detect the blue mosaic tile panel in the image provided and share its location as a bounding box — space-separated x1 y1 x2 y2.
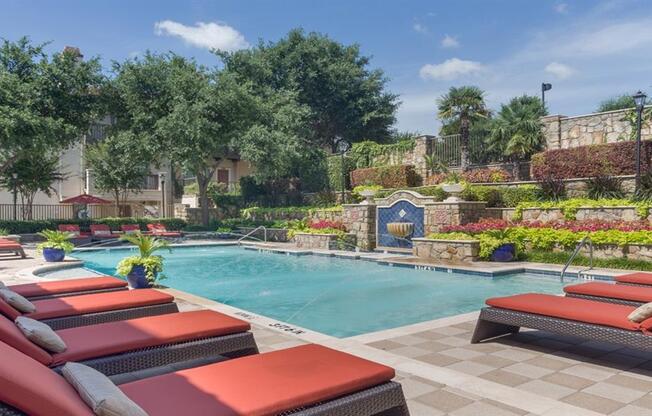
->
377 200 424 248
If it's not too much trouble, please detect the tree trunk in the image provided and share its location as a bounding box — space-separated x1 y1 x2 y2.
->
197 173 211 227
512 160 522 182
460 117 470 171
114 190 122 217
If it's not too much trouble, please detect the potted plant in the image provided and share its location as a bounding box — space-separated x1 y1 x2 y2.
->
441 172 464 202
479 230 518 262
116 233 170 288
36 230 75 262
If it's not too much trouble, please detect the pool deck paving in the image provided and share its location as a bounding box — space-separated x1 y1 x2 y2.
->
2 245 651 415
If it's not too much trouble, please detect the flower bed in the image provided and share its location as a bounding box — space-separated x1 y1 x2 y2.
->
425 168 512 185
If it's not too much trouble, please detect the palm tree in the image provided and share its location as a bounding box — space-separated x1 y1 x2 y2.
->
437 86 489 170
488 95 546 180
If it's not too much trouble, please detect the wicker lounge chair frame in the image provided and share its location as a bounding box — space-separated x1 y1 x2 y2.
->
25 286 129 301
471 307 652 351
53 331 259 376
0 246 26 259
40 302 179 330
0 380 408 416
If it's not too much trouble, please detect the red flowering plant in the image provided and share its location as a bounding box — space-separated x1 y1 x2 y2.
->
310 220 346 231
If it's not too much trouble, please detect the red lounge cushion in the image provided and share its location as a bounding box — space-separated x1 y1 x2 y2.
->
52 310 250 365
486 293 640 331
0 297 20 320
564 282 652 303
119 344 395 416
10 277 127 298
616 272 652 285
27 289 174 320
0 314 52 365
0 343 93 416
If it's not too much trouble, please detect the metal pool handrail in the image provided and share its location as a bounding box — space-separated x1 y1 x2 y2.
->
561 236 593 282
238 226 267 244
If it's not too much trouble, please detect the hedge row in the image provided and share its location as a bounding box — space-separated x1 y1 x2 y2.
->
350 165 420 188
425 168 512 185
531 141 652 180
0 217 187 235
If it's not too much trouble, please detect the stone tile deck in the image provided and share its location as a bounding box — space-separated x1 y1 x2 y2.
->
2 246 652 415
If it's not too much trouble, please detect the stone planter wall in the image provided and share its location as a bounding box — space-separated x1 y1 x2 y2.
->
520 206 643 223
293 233 356 250
424 201 487 233
577 243 652 262
343 204 376 250
412 238 480 262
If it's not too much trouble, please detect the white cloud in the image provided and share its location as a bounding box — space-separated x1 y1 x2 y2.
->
419 58 485 80
545 62 576 79
154 20 249 51
413 22 428 34
441 34 459 48
554 3 568 14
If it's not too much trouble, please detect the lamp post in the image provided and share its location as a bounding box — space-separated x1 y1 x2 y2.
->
335 137 351 204
541 83 552 109
11 173 18 220
633 90 648 192
159 172 166 218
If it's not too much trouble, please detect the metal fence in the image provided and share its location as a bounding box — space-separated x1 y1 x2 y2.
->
431 134 498 167
0 204 132 221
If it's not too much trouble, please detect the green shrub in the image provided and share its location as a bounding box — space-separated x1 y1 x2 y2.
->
416 186 447 201
461 186 503 207
523 250 652 271
501 185 541 207
350 165 420 188
351 185 383 202
586 175 624 199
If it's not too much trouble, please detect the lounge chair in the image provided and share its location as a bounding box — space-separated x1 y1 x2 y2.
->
0 309 257 376
564 281 652 306
0 342 409 416
0 288 178 330
120 223 144 234
471 293 652 351
57 224 91 238
1 276 128 300
0 238 26 258
147 223 182 237
89 224 119 240
615 272 652 286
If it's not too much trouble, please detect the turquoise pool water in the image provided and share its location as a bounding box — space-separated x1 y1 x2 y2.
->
73 246 572 337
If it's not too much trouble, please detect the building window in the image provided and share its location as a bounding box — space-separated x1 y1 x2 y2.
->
217 169 230 184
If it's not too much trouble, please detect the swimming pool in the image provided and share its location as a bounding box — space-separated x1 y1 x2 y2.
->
73 245 574 337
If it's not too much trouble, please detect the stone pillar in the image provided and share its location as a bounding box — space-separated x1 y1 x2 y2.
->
424 201 487 233
343 203 377 251
413 135 434 179
541 115 564 150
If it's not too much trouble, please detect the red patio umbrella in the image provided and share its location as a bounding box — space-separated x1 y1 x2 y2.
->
60 193 111 204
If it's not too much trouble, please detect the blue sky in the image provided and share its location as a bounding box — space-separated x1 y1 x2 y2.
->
2 0 652 134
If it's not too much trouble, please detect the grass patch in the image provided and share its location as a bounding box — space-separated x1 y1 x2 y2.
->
522 250 652 271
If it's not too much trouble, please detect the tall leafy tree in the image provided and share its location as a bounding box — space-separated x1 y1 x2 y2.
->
0 37 104 172
218 29 399 152
488 95 547 179
0 152 65 219
437 86 489 170
85 131 151 217
597 95 636 112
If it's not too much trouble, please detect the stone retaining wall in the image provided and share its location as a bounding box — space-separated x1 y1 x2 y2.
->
542 108 652 150
293 233 356 250
412 238 480 262
424 202 487 233
520 206 643 222
343 204 376 250
576 243 652 262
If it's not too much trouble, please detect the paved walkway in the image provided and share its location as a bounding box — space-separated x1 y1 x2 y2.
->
2 247 652 415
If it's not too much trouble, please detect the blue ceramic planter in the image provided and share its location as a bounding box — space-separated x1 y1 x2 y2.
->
491 243 516 262
126 265 152 289
43 248 65 262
